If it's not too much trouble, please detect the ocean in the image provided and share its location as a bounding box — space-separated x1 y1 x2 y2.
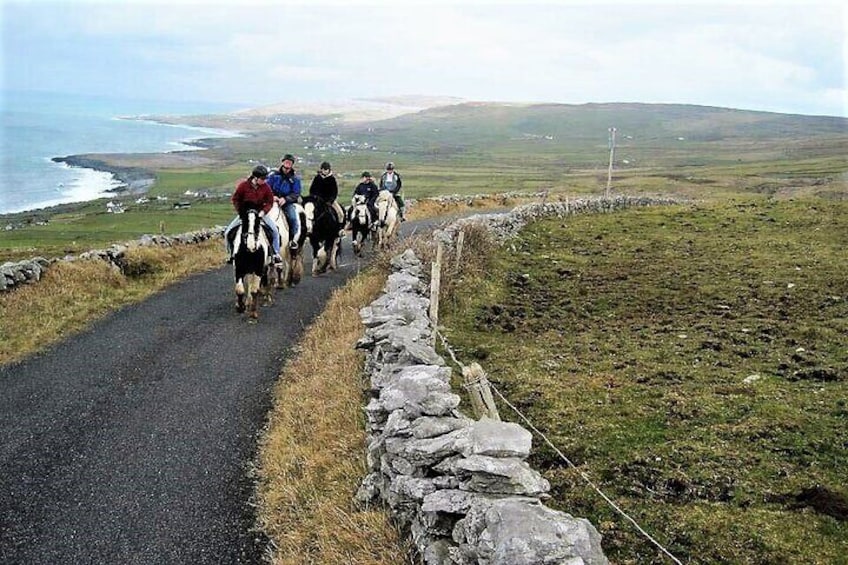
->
0 90 244 214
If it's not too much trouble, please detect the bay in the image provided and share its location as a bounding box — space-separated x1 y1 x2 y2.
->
0 90 243 214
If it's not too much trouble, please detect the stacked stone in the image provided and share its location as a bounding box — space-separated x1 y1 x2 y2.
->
1 227 226 292
356 249 608 564
443 195 683 245
0 257 50 292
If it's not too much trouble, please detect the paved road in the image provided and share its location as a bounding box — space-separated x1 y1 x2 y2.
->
0 247 375 564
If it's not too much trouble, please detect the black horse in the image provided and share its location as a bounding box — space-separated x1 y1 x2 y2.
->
232 208 271 318
302 195 344 276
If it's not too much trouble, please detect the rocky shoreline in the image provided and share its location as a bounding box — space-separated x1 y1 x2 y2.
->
51 154 157 195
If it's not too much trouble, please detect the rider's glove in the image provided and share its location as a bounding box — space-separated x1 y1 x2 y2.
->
259 211 265 218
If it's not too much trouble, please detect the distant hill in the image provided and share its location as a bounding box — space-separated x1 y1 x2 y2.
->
234 95 466 122
329 101 848 169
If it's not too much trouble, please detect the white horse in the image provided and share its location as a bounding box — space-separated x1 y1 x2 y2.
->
232 208 271 319
375 190 400 250
267 201 306 288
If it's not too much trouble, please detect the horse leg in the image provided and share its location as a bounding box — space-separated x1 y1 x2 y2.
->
311 240 322 276
246 273 261 319
291 252 304 285
329 238 339 270
235 277 246 313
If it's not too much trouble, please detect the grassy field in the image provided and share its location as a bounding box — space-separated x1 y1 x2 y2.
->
3 101 844 263
438 197 848 564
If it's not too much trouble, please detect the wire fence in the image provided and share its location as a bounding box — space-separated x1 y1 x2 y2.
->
434 327 684 565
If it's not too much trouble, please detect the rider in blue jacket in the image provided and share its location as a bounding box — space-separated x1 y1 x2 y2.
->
266 153 302 249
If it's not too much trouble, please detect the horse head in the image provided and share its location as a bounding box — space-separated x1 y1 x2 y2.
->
240 208 262 252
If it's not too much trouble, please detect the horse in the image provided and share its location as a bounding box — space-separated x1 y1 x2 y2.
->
347 194 374 257
302 195 345 276
375 190 400 250
267 201 307 288
232 208 272 319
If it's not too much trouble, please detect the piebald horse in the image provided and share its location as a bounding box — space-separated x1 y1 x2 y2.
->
375 190 400 250
347 194 374 257
232 208 271 319
267 201 307 288
302 195 345 276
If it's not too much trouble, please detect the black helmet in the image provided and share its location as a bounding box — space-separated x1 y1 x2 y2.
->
319 161 331 171
386 161 395 170
251 165 269 179
281 154 295 163
361 171 371 178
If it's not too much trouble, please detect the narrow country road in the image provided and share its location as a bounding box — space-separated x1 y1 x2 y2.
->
0 244 377 564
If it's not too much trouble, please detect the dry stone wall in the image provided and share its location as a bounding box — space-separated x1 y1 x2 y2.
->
1 227 225 292
356 197 682 563
356 250 608 565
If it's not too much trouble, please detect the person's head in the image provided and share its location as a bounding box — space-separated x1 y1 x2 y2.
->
251 164 269 182
319 161 332 176
361 171 371 180
385 162 395 171
281 154 295 171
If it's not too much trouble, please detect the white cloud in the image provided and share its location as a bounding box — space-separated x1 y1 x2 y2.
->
2 1 845 116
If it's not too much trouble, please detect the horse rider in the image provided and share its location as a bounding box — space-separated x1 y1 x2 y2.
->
225 164 282 264
308 161 346 229
350 171 379 228
266 153 302 250
379 161 405 221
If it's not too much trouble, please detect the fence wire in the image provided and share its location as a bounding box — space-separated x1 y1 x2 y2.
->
434 327 684 565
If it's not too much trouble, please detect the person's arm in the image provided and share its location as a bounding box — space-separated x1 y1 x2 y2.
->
396 174 402 190
285 177 302 204
329 176 339 201
260 184 274 214
232 183 243 212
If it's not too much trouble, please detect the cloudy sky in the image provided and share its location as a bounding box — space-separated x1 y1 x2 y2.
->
2 0 846 116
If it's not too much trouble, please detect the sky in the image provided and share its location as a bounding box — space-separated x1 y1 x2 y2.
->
1 0 846 117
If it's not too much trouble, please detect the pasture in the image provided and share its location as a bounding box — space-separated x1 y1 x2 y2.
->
439 198 848 564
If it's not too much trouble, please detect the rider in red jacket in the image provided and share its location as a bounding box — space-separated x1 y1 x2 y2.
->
225 165 281 262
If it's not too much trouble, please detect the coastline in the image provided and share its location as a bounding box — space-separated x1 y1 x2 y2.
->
49 119 246 198
1 112 248 218
51 154 156 196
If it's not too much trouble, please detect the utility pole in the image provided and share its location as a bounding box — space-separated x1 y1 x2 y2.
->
606 126 616 198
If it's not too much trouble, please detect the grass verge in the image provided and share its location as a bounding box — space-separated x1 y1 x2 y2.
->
438 197 848 564
255 265 413 565
0 239 224 365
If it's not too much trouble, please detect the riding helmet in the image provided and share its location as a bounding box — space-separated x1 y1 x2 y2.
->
320 161 331 171
251 165 269 179
361 171 371 178
281 154 295 163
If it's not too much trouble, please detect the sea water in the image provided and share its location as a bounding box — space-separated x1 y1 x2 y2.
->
0 90 244 214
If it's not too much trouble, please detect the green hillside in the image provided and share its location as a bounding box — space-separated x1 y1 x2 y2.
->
2 101 846 260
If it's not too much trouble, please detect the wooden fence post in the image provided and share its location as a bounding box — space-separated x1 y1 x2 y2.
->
462 362 501 421
429 239 443 325
454 230 465 272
